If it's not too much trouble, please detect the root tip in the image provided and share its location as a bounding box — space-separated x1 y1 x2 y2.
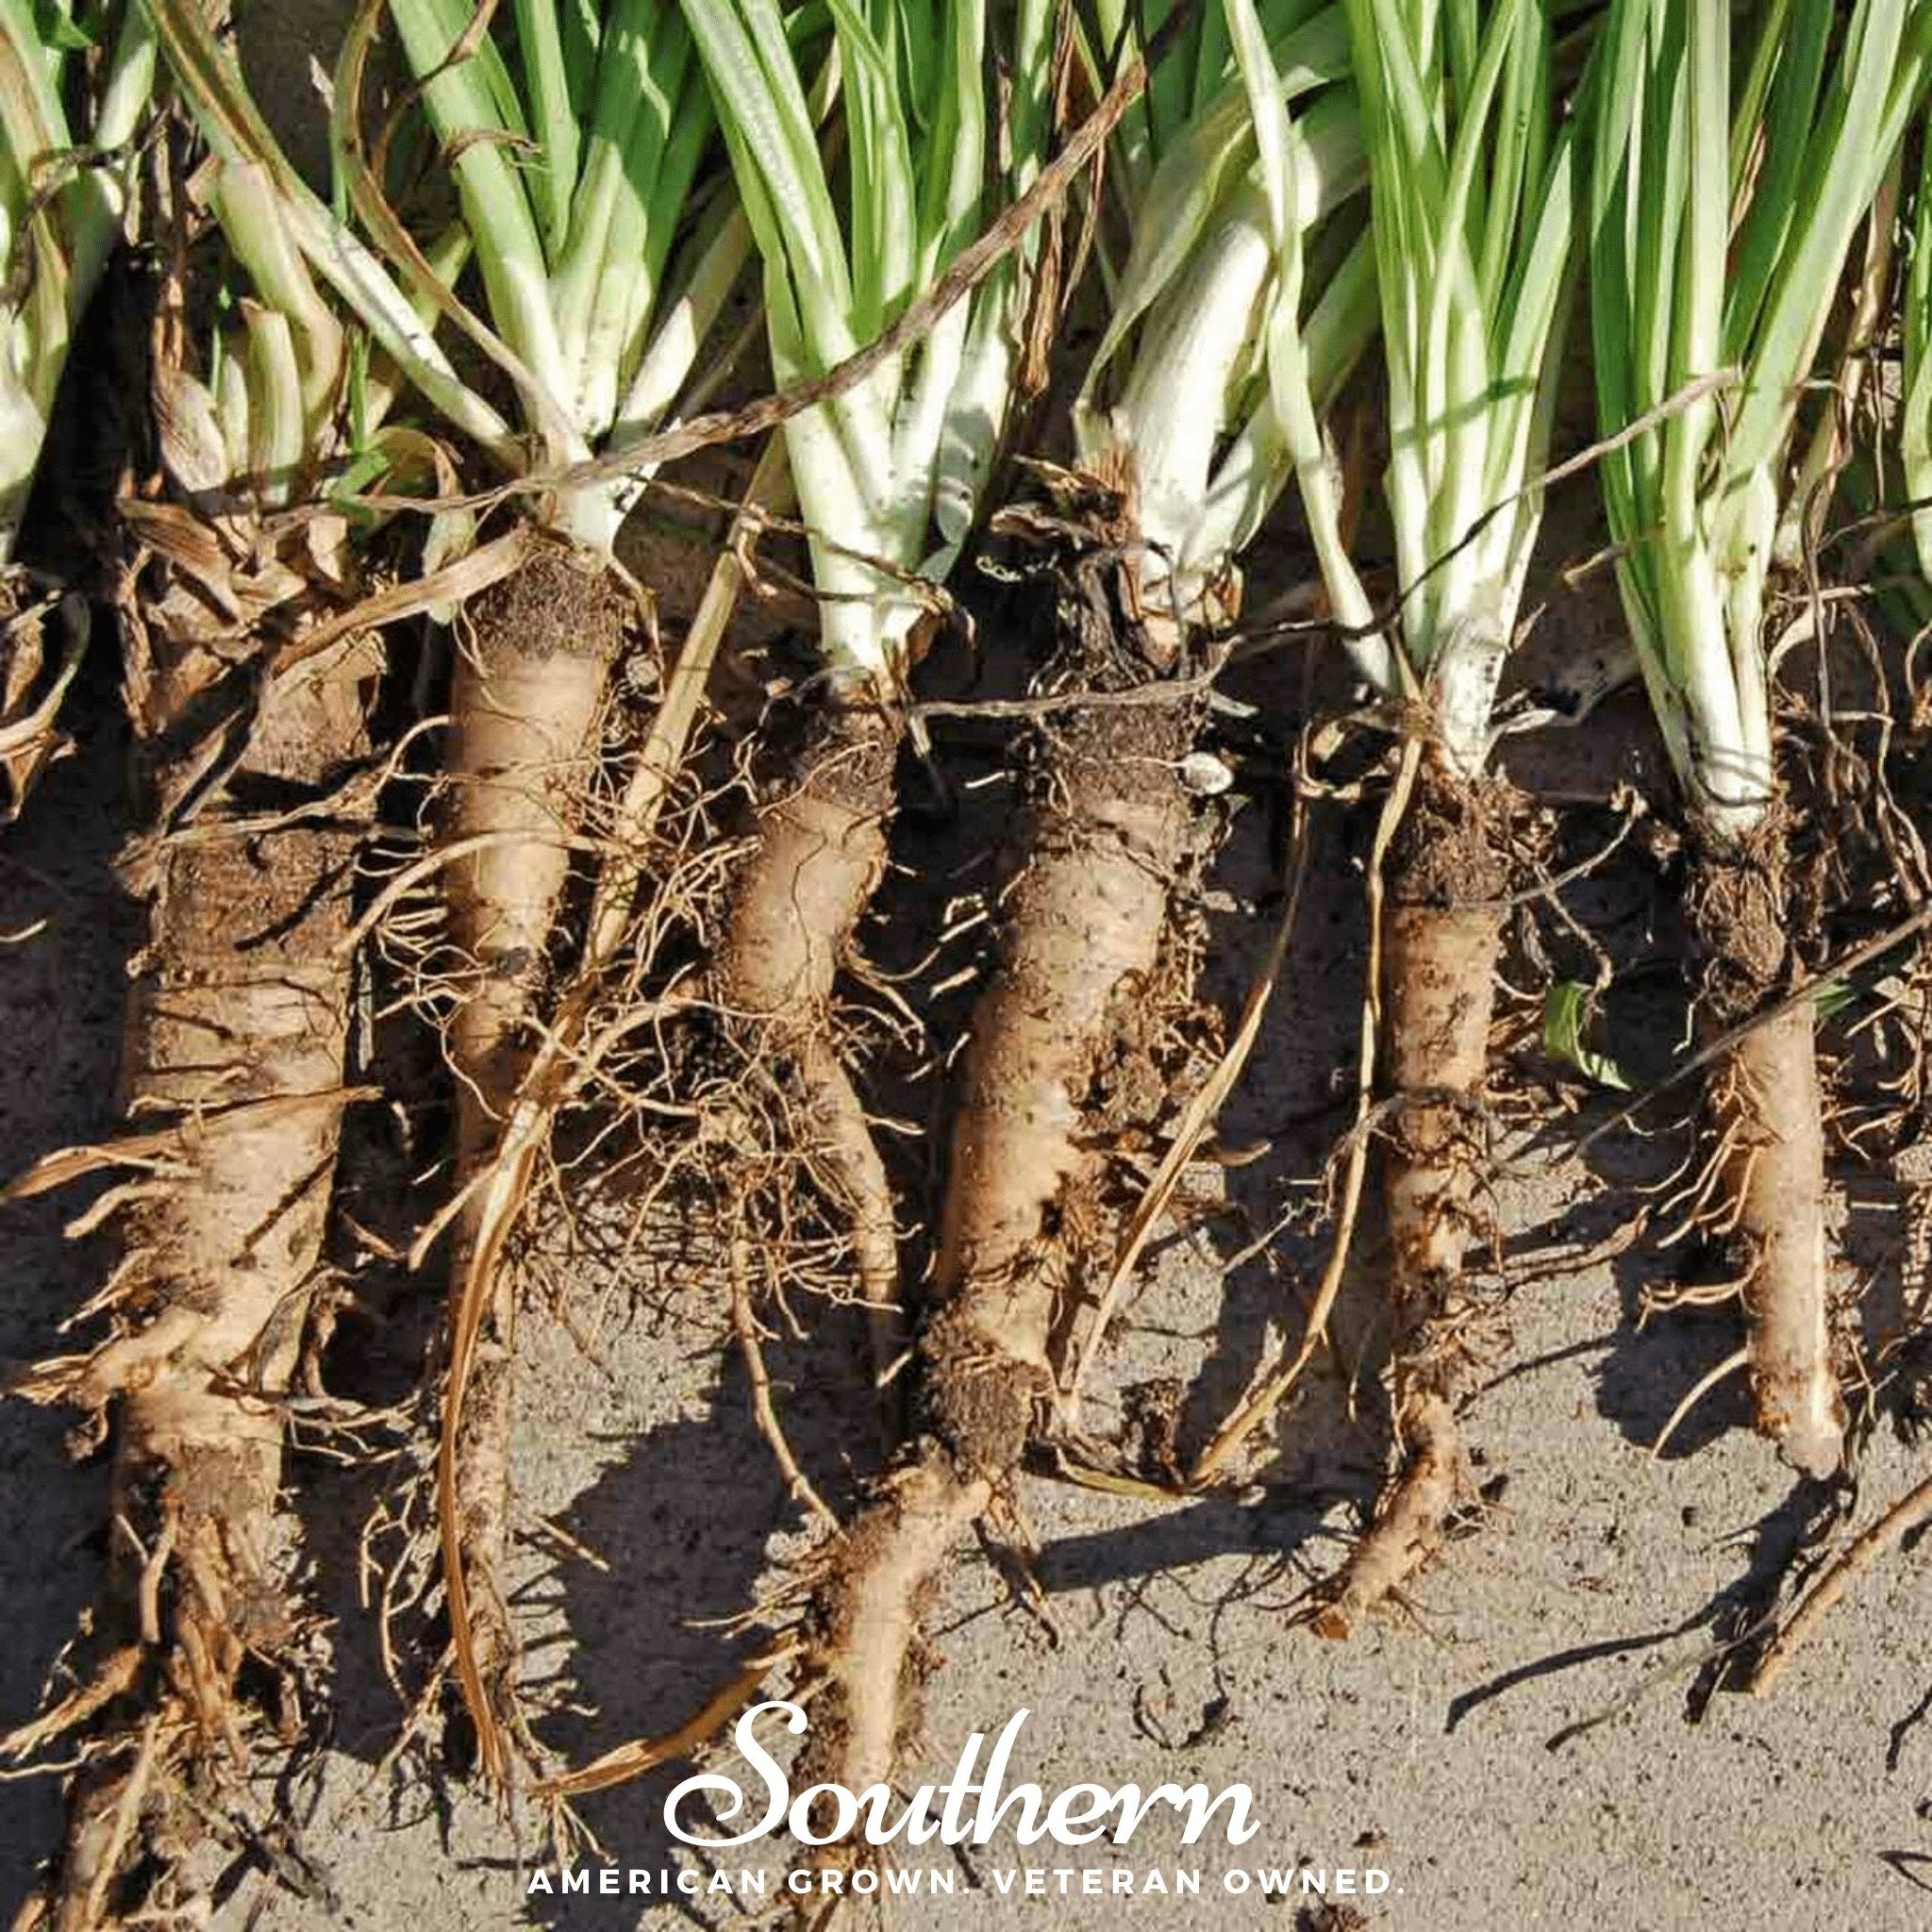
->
1762 1376 1846 1481
1776 1418 1844 1483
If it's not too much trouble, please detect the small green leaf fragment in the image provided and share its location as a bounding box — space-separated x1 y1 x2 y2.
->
1543 979 1631 1091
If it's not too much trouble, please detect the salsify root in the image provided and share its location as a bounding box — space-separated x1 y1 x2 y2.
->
1315 758 1506 1638
5 614 382 1930
436 536 630 1779
793 552 1204 1857
708 702 905 1357
435 549 907 1783
1717 1007 1839 1474
1685 824 1843 1480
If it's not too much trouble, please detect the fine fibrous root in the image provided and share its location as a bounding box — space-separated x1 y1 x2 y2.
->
1685 821 1844 1479
1315 756 1508 1638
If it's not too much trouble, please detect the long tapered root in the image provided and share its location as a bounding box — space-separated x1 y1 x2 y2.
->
711 704 905 1347
1313 1392 1462 1639
443 541 632 1160
795 537 1206 1843
1714 1008 1841 1477
6 619 380 1926
438 538 630 1776
1748 1468 1932 1694
1317 764 1506 1635
1687 826 1843 1480
798 1455 991 1808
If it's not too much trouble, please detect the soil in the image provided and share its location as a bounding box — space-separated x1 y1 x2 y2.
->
1684 815 1795 1020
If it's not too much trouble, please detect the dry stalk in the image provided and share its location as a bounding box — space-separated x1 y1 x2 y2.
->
1749 1470 1932 1695
1191 735 1423 1486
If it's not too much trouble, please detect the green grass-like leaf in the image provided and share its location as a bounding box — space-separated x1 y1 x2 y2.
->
1591 0 1932 834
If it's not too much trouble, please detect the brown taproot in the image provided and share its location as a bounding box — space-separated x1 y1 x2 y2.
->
795 558 1203 1854
1316 757 1507 1637
436 535 629 1782
709 702 905 1354
10 607 380 1928
1684 822 1842 1480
